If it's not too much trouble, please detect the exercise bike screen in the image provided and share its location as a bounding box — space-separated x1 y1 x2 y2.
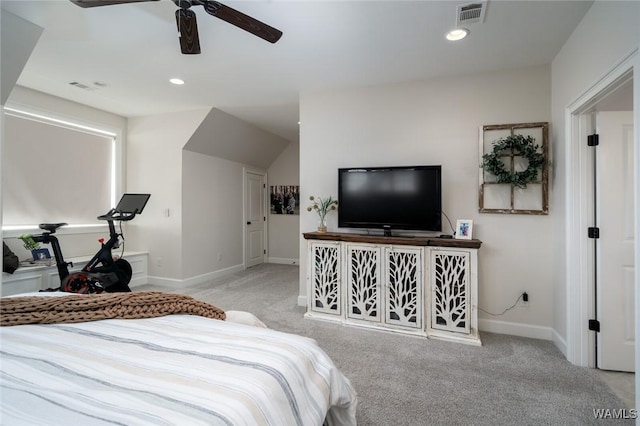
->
116 194 151 214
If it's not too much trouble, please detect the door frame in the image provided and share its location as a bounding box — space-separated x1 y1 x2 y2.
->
243 168 268 268
565 48 638 370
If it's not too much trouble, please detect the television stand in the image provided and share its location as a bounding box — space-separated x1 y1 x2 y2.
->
302 231 482 345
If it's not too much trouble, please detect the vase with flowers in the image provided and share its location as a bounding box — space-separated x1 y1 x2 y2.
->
307 195 338 232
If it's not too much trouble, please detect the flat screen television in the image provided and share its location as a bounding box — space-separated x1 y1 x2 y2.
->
338 165 441 235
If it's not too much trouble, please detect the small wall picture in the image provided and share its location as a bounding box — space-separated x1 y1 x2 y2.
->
270 185 300 215
455 219 473 240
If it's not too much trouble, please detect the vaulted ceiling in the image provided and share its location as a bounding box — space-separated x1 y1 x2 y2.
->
1 1 594 142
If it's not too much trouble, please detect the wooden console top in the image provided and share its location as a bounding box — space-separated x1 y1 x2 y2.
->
303 231 482 249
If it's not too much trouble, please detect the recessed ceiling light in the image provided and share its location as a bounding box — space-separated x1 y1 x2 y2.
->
169 78 185 85
445 28 469 41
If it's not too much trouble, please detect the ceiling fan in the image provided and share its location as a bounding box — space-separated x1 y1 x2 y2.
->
70 0 283 55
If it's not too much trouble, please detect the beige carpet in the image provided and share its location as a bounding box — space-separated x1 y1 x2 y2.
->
138 263 632 425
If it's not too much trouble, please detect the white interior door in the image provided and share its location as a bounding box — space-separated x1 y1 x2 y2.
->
597 111 635 372
245 171 266 268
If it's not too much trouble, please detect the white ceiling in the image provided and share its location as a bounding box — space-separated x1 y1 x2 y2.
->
2 0 594 143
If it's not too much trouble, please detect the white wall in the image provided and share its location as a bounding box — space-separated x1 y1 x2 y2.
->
181 150 247 277
550 0 640 351
0 10 42 105
128 107 287 284
299 65 554 338
7 86 126 132
267 141 300 263
3 86 290 284
185 108 290 170
126 109 210 281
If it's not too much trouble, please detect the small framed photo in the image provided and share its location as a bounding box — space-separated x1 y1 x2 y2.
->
31 248 51 260
455 220 473 240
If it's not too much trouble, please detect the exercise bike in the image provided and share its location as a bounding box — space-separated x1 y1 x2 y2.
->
24 193 151 294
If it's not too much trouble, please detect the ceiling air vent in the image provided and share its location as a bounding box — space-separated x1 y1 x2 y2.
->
68 81 95 91
456 1 487 26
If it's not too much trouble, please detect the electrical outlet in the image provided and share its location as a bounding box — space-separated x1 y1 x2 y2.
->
156 257 163 268
218 253 222 262
522 292 529 306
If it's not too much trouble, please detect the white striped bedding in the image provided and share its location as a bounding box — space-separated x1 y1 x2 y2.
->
0 297 357 425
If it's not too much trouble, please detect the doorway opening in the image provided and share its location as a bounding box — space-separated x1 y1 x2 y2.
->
592 104 634 372
565 56 637 410
566 55 636 368
244 169 267 268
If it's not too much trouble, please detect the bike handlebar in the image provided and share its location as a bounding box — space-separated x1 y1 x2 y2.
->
97 209 138 222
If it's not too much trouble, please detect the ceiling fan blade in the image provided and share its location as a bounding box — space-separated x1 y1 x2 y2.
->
203 1 282 44
176 8 201 54
70 0 160 8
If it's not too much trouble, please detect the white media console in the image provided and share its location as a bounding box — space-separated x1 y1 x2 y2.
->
303 232 481 345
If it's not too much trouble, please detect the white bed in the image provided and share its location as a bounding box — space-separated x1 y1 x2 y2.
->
0 293 357 425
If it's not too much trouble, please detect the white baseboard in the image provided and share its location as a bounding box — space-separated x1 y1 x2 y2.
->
144 263 244 288
478 318 553 341
140 276 181 288
129 276 149 288
552 329 568 357
267 257 299 266
297 295 307 307
182 264 245 287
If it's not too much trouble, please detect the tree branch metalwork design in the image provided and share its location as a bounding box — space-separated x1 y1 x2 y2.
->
348 247 379 320
386 250 419 327
433 252 468 332
312 245 340 313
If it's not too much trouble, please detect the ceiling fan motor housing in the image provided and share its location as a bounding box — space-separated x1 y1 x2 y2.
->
70 0 282 53
174 0 194 9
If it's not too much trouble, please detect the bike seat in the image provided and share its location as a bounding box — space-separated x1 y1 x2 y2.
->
39 223 68 233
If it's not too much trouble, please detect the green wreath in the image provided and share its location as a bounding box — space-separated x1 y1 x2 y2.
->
481 134 545 189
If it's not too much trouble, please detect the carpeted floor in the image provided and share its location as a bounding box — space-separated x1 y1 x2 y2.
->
137 263 632 425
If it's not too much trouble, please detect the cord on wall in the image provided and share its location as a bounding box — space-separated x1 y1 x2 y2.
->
441 210 456 235
478 293 525 316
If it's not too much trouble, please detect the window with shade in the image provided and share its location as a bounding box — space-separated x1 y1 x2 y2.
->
2 108 119 230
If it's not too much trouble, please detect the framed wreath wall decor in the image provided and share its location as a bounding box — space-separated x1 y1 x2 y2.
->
481 134 546 189
479 122 549 215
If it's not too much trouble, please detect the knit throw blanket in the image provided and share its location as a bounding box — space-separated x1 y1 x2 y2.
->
0 292 226 326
